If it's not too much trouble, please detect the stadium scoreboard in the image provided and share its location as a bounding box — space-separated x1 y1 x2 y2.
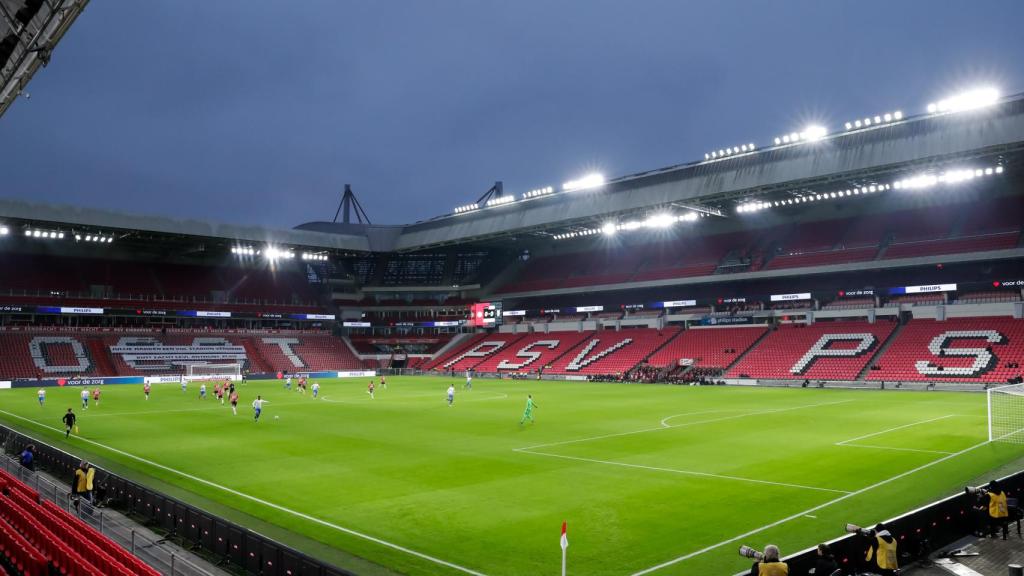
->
469 301 502 327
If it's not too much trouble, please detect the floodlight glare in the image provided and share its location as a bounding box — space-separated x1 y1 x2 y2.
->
601 222 617 235
0 226 7 235
644 214 675 229
562 173 605 191
928 87 1000 114
803 125 827 141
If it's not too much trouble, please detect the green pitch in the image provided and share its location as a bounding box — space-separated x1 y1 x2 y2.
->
1 377 1022 576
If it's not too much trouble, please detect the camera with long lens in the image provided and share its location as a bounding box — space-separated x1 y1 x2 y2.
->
738 545 765 561
845 523 869 536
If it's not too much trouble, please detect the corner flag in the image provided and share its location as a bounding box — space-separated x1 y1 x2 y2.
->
560 521 568 576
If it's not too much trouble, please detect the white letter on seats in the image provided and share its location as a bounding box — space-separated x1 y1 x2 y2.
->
498 340 560 370
915 330 1004 377
790 333 876 374
262 338 305 368
443 341 507 368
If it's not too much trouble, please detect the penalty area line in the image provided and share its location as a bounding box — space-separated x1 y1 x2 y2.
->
0 409 489 576
628 436 993 576
515 448 851 495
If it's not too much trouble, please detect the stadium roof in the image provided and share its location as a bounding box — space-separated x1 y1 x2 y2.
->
3 91 1023 255
0 0 89 118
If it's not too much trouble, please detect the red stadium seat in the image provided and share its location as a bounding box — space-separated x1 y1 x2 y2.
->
868 318 1024 383
726 321 897 381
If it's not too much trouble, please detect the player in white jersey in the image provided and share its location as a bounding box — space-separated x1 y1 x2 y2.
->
447 385 455 406
464 369 472 390
311 382 320 398
285 375 292 390
181 376 187 392
80 388 89 409
252 396 264 422
37 388 46 406
199 383 207 399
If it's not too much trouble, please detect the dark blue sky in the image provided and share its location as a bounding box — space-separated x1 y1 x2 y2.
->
2 1 1023 227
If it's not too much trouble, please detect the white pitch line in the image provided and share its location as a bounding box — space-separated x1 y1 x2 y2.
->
516 449 851 495
835 414 957 445
658 409 750 428
629 436 992 576
839 443 954 455
517 399 855 452
0 409 488 576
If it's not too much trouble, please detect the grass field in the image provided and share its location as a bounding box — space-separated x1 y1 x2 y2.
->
1 376 1022 576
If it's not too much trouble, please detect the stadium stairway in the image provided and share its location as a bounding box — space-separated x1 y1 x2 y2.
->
239 339 272 373
87 338 118 377
636 328 686 366
721 326 773 372
856 320 906 380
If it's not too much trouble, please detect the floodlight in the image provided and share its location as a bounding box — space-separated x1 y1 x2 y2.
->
996 166 1004 174
57 232 64 239
562 173 605 191
894 111 903 120
644 214 675 229
803 125 827 141
601 222 617 235
928 87 1000 114
0 226 7 235
680 212 699 222
774 138 781 145
854 120 862 128
883 113 892 122
844 122 852 130
874 116 882 124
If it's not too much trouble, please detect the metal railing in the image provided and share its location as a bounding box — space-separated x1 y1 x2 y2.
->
0 454 217 576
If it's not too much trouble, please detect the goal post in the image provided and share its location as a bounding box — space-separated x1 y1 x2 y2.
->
987 383 1024 443
185 363 242 381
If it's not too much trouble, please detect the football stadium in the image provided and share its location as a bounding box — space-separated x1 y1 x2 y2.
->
3 3 1024 576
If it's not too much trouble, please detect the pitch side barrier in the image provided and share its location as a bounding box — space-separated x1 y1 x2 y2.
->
0 425 357 576
732 468 1024 576
1 375 194 389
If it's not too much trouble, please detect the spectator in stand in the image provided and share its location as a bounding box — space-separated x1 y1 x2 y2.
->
19 444 35 472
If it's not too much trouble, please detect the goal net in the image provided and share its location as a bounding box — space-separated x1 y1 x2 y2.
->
988 383 1024 443
185 363 242 381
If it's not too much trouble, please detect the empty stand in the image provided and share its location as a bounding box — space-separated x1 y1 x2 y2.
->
726 321 896 380
545 328 681 375
868 317 1024 382
472 332 591 372
646 326 768 370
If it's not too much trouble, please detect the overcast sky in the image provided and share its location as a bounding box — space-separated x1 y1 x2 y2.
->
2 1 1023 228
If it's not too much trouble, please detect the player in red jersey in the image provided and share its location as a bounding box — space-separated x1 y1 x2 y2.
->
92 388 101 406
367 380 375 400
229 390 239 415
143 382 151 400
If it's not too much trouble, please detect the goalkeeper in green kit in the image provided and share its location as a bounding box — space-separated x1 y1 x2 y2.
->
519 394 538 425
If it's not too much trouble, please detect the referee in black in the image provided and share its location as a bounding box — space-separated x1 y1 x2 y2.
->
62 408 76 438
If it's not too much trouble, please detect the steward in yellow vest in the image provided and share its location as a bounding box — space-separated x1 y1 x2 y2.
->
863 524 898 576
748 545 788 576
985 479 1010 539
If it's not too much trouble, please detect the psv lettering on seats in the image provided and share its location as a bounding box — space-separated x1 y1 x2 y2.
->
915 330 1005 377
497 340 560 370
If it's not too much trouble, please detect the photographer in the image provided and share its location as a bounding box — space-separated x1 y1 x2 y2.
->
745 544 788 576
861 523 898 576
971 479 1009 539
